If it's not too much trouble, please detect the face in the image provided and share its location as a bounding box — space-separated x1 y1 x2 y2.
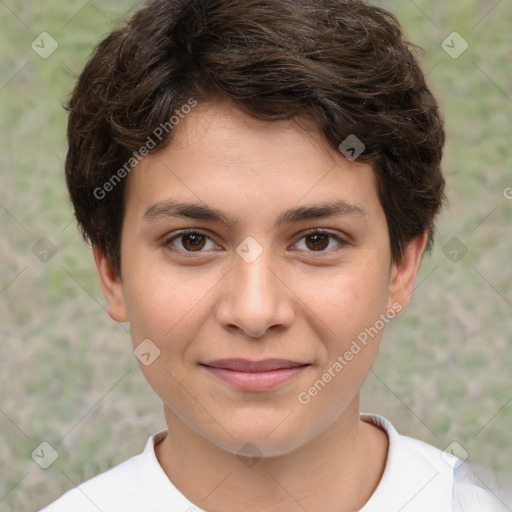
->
95 99 425 457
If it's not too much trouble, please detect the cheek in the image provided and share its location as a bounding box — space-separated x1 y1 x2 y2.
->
122 261 214 342
301 260 391 341
294 266 390 422
121 265 224 404
122 273 206 405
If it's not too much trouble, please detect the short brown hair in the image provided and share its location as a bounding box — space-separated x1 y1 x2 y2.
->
66 0 445 275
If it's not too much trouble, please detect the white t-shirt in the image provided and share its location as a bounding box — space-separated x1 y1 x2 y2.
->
40 414 509 512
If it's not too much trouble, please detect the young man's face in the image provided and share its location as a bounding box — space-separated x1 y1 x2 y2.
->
96 99 425 457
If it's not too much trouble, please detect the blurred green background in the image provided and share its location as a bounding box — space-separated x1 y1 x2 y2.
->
1 0 511 510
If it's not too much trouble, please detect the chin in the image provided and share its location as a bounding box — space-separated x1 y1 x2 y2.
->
216 431 305 459
202 408 309 458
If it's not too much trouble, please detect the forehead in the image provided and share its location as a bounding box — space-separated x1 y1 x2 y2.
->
124 99 382 227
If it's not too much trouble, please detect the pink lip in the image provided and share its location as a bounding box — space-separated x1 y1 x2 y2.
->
201 359 310 391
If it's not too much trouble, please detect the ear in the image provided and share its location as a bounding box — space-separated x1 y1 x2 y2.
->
93 245 128 323
387 232 428 312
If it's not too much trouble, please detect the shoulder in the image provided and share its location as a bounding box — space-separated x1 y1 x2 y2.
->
39 454 144 512
360 413 456 512
39 430 201 512
360 414 509 512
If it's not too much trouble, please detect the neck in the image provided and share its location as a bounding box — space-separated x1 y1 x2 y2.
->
155 399 388 512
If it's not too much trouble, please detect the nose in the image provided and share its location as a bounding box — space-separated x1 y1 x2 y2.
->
215 247 295 339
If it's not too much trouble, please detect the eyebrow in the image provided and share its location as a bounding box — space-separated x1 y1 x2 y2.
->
143 198 367 227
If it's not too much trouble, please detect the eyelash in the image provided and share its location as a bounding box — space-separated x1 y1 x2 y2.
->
163 228 348 256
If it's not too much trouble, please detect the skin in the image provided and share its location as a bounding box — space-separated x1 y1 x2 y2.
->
94 98 427 512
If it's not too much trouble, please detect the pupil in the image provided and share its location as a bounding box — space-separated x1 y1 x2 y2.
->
184 234 205 251
306 233 329 251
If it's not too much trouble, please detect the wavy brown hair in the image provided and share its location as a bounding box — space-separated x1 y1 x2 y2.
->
66 0 445 275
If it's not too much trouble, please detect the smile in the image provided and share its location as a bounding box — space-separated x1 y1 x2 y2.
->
200 359 310 391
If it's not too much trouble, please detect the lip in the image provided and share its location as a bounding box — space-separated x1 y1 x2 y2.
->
200 359 310 391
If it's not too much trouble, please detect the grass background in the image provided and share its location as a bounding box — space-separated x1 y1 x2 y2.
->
1 0 511 510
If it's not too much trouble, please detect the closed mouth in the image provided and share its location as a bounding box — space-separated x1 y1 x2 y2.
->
200 359 309 372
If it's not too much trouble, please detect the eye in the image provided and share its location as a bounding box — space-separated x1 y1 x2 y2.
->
164 230 218 252
293 229 346 252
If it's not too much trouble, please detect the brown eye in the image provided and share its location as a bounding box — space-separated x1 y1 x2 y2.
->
166 230 216 252
181 233 206 251
293 230 346 253
305 233 330 251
